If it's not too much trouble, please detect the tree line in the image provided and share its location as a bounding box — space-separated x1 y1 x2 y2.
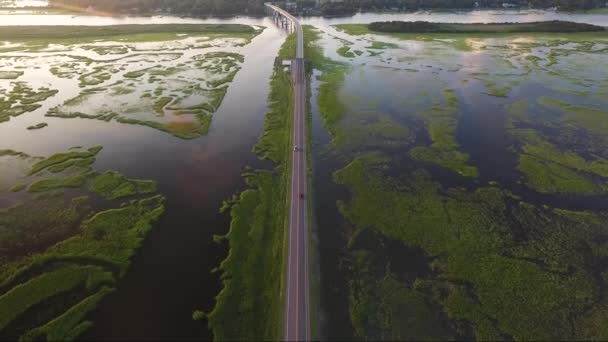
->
316 0 605 15
49 0 267 16
368 20 606 32
49 0 606 16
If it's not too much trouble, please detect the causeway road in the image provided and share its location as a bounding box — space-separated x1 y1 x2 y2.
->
266 4 309 341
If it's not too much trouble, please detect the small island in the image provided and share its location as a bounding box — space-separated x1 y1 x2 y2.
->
26 122 48 130
368 20 607 33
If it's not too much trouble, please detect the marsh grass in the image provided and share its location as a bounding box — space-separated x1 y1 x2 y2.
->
208 40 294 340
0 146 165 340
318 21 608 340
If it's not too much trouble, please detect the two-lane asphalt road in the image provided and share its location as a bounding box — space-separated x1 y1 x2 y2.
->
265 4 309 341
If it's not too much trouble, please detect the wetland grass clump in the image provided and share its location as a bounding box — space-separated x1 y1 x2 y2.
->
89 170 156 200
506 100 608 195
337 45 355 58
0 82 58 123
28 174 88 193
0 146 165 341
334 152 608 340
29 146 101 176
367 41 398 49
26 122 48 130
0 71 23 80
409 89 478 177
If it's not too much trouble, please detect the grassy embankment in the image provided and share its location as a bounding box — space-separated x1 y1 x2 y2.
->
311 23 608 340
0 146 165 340
206 33 295 341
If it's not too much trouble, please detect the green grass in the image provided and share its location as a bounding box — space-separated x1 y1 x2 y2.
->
207 40 294 340
506 100 608 194
517 153 599 194
510 129 608 194
20 287 113 341
302 27 349 136
29 146 102 175
278 32 296 60
367 41 398 49
0 71 23 79
89 170 157 200
324 19 608 340
539 97 608 135
0 82 58 123
410 89 479 177
28 174 87 193
348 251 453 340
26 122 48 130
337 45 355 58
0 24 256 43
153 96 173 115
0 265 108 331
335 24 372 36
0 144 165 340
334 152 608 340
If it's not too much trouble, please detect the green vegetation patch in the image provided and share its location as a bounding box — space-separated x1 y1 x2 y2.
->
539 97 608 135
513 129 608 194
89 170 156 200
337 45 355 58
0 24 257 45
0 71 23 80
27 122 48 130
367 41 398 49
29 146 101 175
207 42 293 341
335 152 608 340
410 89 478 177
0 146 164 340
28 174 87 193
506 99 608 194
0 82 58 123
48 50 246 140
328 18 608 341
